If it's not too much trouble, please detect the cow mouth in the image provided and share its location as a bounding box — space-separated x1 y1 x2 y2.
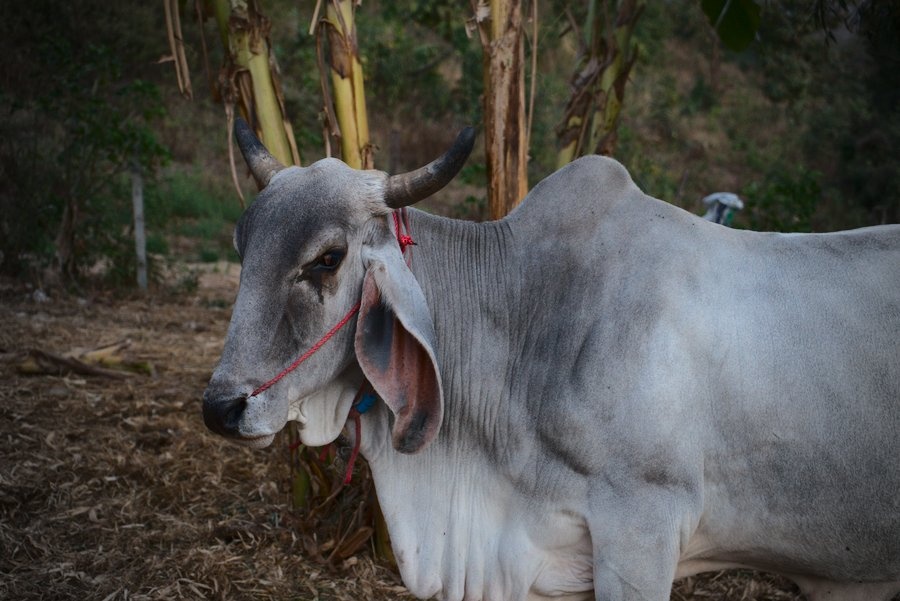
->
233 433 277 449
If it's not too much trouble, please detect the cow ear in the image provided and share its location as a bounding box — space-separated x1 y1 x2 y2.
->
355 245 443 454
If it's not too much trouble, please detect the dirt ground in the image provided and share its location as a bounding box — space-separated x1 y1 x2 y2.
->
0 265 805 601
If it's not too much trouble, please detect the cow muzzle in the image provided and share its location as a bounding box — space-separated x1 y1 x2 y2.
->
202 390 247 438
202 381 280 448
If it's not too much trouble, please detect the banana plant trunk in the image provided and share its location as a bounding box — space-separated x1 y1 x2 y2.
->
556 0 643 167
318 0 373 170
210 0 300 167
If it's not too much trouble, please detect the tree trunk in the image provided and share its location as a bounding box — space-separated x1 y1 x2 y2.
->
54 198 78 281
210 0 300 167
473 0 529 220
556 0 643 167
317 0 373 170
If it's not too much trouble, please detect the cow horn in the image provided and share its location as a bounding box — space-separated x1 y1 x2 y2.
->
384 127 476 208
233 117 285 189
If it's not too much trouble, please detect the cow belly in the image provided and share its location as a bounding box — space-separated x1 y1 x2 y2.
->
692 443 900 581
678 535 900 600
676 530 756 579
677 514 900 590
789 576 900 601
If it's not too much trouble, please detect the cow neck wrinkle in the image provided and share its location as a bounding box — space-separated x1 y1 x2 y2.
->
399 209 523 456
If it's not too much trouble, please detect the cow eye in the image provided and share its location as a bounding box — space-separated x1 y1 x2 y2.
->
312 249 344 272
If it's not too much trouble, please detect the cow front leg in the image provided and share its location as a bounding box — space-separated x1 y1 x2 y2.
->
588 500 686 601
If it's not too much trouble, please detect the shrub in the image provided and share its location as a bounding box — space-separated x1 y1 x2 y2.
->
742 166 821 232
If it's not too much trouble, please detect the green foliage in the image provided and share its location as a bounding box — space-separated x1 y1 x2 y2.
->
146 234 170 255
145 171 242 262
614 0 899 232
145 171 243 226
458 161 487 187
701 0 761 51
274 0 484 161
276 7 326 154
75 176 163 288
199 248 221 263
683 76 718 116
629 0 672 61
749 2 820 103
746 0 900 226
620 140 682 204
1 0 896 290
741 166 821 232
361 0 483 124
0 1 169 281
38 42 169 171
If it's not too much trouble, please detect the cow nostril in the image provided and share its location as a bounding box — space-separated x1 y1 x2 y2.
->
202 394 247 437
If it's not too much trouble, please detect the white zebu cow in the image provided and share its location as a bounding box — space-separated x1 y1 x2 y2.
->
203 120 900 601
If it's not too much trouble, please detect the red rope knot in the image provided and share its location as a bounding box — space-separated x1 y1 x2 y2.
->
397 233 416 253
392 210 415 255
344 410 363 485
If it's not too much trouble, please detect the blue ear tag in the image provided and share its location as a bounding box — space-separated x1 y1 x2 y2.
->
355 392 378 414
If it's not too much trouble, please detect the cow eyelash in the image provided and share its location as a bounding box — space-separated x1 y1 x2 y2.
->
294 248 346 284
309 249 345 273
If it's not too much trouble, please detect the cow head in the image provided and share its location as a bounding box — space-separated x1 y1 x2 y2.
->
202 119 474 454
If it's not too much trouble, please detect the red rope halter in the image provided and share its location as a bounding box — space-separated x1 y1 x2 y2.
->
249 302 361 398
249 209 414 398
393 210 415 255
251 209 415 483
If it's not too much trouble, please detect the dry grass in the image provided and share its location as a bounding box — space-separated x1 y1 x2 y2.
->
0 269 805 600
0 269 411 601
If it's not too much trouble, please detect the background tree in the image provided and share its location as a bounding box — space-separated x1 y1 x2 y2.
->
556 0 644 165
210 0 299 165
470 0 530 219
316 0 374 169
0 2 168 283
201 0 300 205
